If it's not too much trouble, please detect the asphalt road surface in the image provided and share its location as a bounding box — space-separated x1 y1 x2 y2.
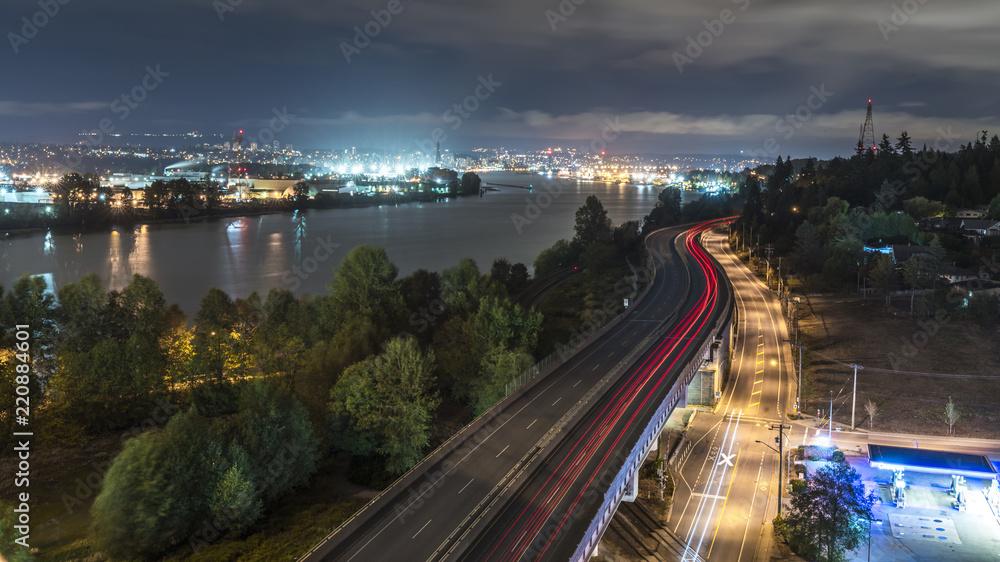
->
668 227 795 562
302 221 728 562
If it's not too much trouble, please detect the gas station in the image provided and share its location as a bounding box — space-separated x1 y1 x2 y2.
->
867 444 999 513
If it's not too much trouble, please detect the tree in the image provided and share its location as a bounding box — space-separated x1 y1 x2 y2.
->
460 171 482 195
644 187 682 230
987 194 1000 220
866 254 898 306
793 221 823 274
864 399 877 429
226 382 318 502
895 131 913 156
533 239 575 276
783 461 877 562
901 256 930 314
144 179 169 211
945 396 959 435
573 195 612 249
325 245 403 330
902 197 946 220
878 134 895 155
91 410 218 558
330 337 439 474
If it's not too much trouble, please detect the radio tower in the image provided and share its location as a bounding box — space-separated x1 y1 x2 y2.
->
856 99 875 154
232 129 244 151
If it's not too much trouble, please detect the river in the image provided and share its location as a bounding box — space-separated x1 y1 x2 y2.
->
0 173 692 315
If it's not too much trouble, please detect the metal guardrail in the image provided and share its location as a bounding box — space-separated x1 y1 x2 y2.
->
298 232 668 561
570 229 736 562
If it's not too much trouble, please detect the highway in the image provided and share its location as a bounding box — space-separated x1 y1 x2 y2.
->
301 221 727 561
458 220 730 561
668 227 795 562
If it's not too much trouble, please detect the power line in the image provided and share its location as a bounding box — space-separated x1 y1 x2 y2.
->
806 348 999 379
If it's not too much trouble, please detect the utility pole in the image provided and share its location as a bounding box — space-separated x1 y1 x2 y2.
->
852 364 863 430
761 424 790 516
830 391 834 443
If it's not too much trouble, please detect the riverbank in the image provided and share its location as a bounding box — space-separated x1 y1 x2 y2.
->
0 191 467 237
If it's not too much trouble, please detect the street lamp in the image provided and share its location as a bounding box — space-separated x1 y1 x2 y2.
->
757 423 790 516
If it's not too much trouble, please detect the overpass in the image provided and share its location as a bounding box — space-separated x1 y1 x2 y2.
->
299 220 734 561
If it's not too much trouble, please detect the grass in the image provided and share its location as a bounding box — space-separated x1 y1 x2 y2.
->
795 296 1000 438
0 427 375 562
535 263 641 358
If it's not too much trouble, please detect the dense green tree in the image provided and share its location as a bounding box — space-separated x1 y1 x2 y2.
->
878 134 895 154
895 131 913 156
534 239 578 276
987 194 1000 220
467 346 534 415
225 382 318 502
573 195 612 249
55 273 108 352
144 179 169 211
460 171 482 195
91 411 217 558
866 254 898 306
793 221 823 274
490 258 513 289
331 337 439 474
782 461 876 562
323 245 403 331
208 444 261 533
902 197 947 220
643 187 682 231
509 262 530 295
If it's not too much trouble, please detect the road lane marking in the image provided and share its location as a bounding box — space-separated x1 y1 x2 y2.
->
717 453 735 467
552 397 561 406
496 445 509 457
412 519 431 539
591 365 599 371
459 478 475 494
692 493 727 500
526 419 536 430
708 449 742 558
572 380 581 387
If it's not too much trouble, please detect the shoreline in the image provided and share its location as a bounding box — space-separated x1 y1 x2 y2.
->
0 192 469 238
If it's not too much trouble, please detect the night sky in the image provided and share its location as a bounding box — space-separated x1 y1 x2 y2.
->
2 0 998 158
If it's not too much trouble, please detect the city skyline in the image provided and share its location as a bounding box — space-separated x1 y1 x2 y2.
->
2 0 998 158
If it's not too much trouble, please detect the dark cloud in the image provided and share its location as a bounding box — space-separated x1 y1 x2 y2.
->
0 0 996 157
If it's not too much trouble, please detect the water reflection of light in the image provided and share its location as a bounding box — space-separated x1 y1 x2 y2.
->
292 211 307 261
43 231 54 255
